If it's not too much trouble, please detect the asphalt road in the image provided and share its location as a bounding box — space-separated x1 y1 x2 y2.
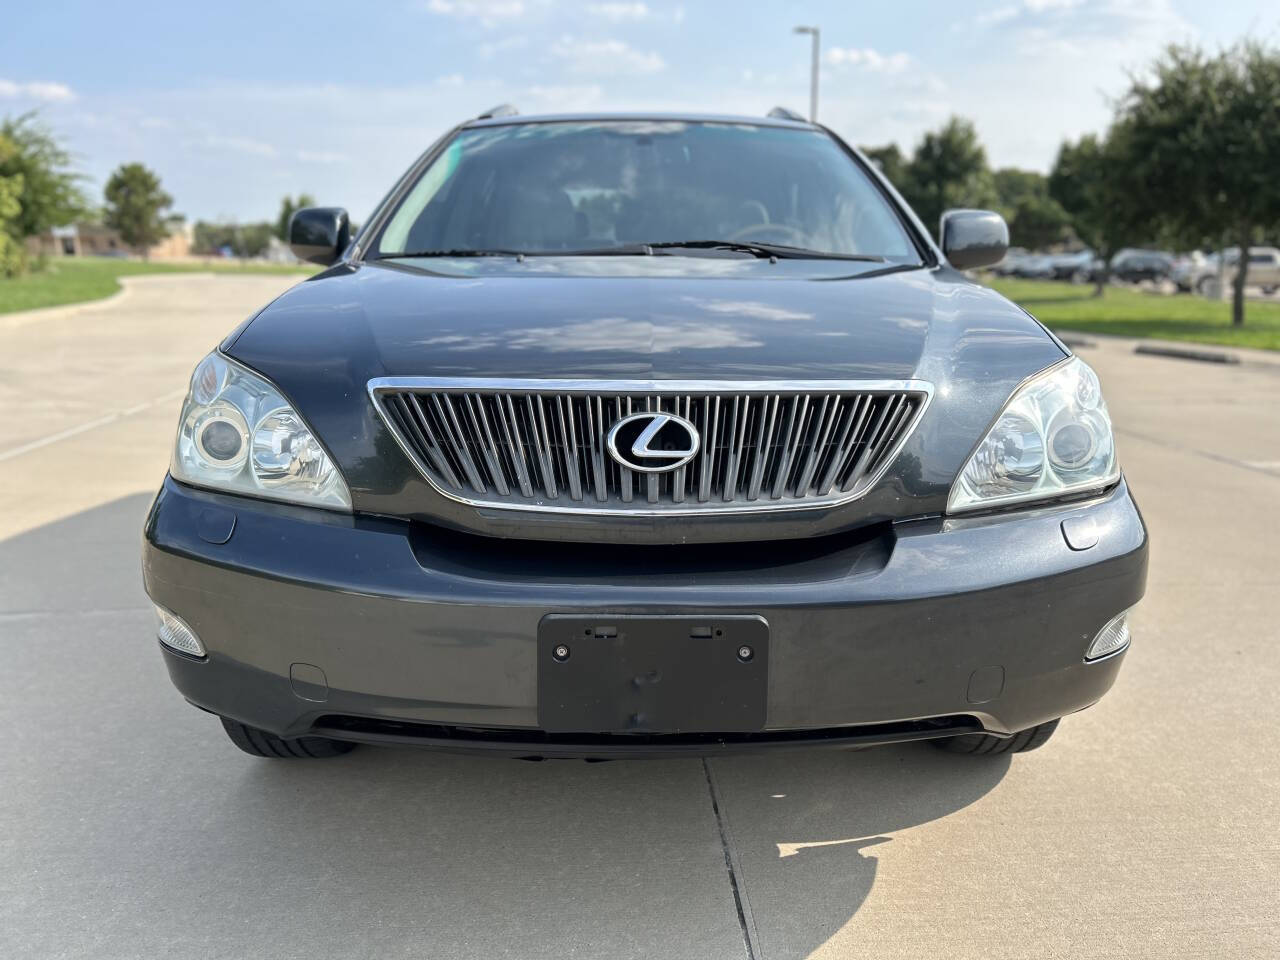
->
2 275 1277 959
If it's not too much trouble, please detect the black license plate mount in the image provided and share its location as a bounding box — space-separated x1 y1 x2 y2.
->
537 615 769 734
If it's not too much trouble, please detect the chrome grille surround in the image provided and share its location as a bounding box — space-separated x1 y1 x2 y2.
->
368 378 933 515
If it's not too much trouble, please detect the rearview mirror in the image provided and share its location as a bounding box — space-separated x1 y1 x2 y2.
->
940 209 1008 271
289 207 350 266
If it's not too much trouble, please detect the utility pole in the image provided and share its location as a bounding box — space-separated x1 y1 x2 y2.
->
793 25 820 122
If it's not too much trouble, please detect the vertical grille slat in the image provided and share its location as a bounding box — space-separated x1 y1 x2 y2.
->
467 394 510 496
817 395 866 496
556 395 583 502
398 395 464 490
672 395 690 504
431 394 486 493
746 395 778 501
497 394 534 498
527 395 559 499
841 393 901 492
372 381 928 513
795 394 835 496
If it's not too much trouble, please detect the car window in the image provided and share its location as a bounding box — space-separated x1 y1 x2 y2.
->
374 121 920 261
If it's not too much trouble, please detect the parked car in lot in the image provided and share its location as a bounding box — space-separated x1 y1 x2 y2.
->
990 246 1029 276
1172 251 1213 292
1177 247 1280 295
1049 249 1096 281
1075 249 1174 285
1112 249 1175 283
143 108 1147 763
1011 253 1056 279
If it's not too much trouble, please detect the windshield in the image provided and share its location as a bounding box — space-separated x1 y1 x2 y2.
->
372 121 921 262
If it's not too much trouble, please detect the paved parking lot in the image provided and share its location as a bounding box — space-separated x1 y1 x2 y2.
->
2 275 1277 959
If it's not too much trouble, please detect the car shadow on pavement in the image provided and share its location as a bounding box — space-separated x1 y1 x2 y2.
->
707 747 1010 958
1 493 1008 960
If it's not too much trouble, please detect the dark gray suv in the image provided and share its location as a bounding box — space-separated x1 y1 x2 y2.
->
142 108 1147 761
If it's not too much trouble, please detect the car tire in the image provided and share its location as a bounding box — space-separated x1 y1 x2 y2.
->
220 717 357 759
932 718 1060 756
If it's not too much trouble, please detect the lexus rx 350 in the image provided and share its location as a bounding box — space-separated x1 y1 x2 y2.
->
143 107 1147 761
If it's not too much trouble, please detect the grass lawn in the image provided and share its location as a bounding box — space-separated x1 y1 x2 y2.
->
0 257 315 315
986 277 1280 351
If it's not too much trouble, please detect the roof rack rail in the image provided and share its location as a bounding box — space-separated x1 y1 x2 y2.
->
475 103 519 120
767 106 808 122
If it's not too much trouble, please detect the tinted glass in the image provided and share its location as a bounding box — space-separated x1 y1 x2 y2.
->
374 121 919 261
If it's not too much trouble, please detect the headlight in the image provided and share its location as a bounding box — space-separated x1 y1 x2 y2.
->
948 357 1118 512
171 352 351 510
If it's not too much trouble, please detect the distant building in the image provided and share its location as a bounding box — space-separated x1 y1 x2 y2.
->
26 218 193 260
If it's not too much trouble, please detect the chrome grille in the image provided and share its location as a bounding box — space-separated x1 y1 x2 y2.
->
369 378 931 514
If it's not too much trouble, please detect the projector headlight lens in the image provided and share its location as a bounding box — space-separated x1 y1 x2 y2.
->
949 357 1119 512
172 352 351 510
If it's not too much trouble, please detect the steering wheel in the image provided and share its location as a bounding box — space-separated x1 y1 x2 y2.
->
727 222 809 245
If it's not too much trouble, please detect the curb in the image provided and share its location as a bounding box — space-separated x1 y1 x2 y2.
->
1057 335 1097 350
0 277 135 330
1133 343 1240 365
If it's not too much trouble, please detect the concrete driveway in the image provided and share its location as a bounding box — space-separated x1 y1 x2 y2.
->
1 275 1276 959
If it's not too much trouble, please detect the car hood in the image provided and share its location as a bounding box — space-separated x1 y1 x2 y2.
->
226 257 1066 541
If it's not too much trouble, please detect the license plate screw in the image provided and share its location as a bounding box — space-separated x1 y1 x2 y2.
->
553 644 571 662
737 645 754 663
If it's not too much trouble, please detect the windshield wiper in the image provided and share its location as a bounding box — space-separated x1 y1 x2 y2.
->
642 240 886 262
373 245 654 260
374 242 888 262
372 248 531 260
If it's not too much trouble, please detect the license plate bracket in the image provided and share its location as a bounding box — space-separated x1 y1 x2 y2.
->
537 615 768 733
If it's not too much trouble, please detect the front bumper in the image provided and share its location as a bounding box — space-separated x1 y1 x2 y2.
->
143 476 1147 756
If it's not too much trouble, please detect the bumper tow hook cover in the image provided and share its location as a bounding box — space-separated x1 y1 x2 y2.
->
195 506 236 545
1061 515 1099 551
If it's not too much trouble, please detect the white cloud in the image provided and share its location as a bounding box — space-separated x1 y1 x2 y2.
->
197 134 278 158
975 5 1018 25
965 0 1192 54
435 73 465 87
550 35 665 74
586 2 649 20
1024 0 1085 10
296 149 349 165
826 48 911 74
424 0 527 25
0 79 76 102
524 84 605 108
479 35 529 58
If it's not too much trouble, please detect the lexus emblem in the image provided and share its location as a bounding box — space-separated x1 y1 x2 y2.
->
606 412 701 473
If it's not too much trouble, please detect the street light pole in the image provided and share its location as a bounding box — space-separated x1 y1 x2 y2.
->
793 25 820 122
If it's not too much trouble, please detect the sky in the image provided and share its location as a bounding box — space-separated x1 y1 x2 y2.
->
2 0 1277 224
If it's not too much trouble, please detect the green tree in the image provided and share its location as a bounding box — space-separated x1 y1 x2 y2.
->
860 144 907 188
194 220 274 258
1008 193 1072 250
1116 41 1280 325
1048 131 1144 296
0 134 26 276
902 117 999 240
276 192 315 241
993 168 1071 249
0 112 87 242
103 163 172 256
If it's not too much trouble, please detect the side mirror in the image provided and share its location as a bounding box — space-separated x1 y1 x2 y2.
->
289 207 350 266
940 209 1008 271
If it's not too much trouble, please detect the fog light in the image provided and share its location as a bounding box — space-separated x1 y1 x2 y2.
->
155 605 205 657
1085 609 1131 661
